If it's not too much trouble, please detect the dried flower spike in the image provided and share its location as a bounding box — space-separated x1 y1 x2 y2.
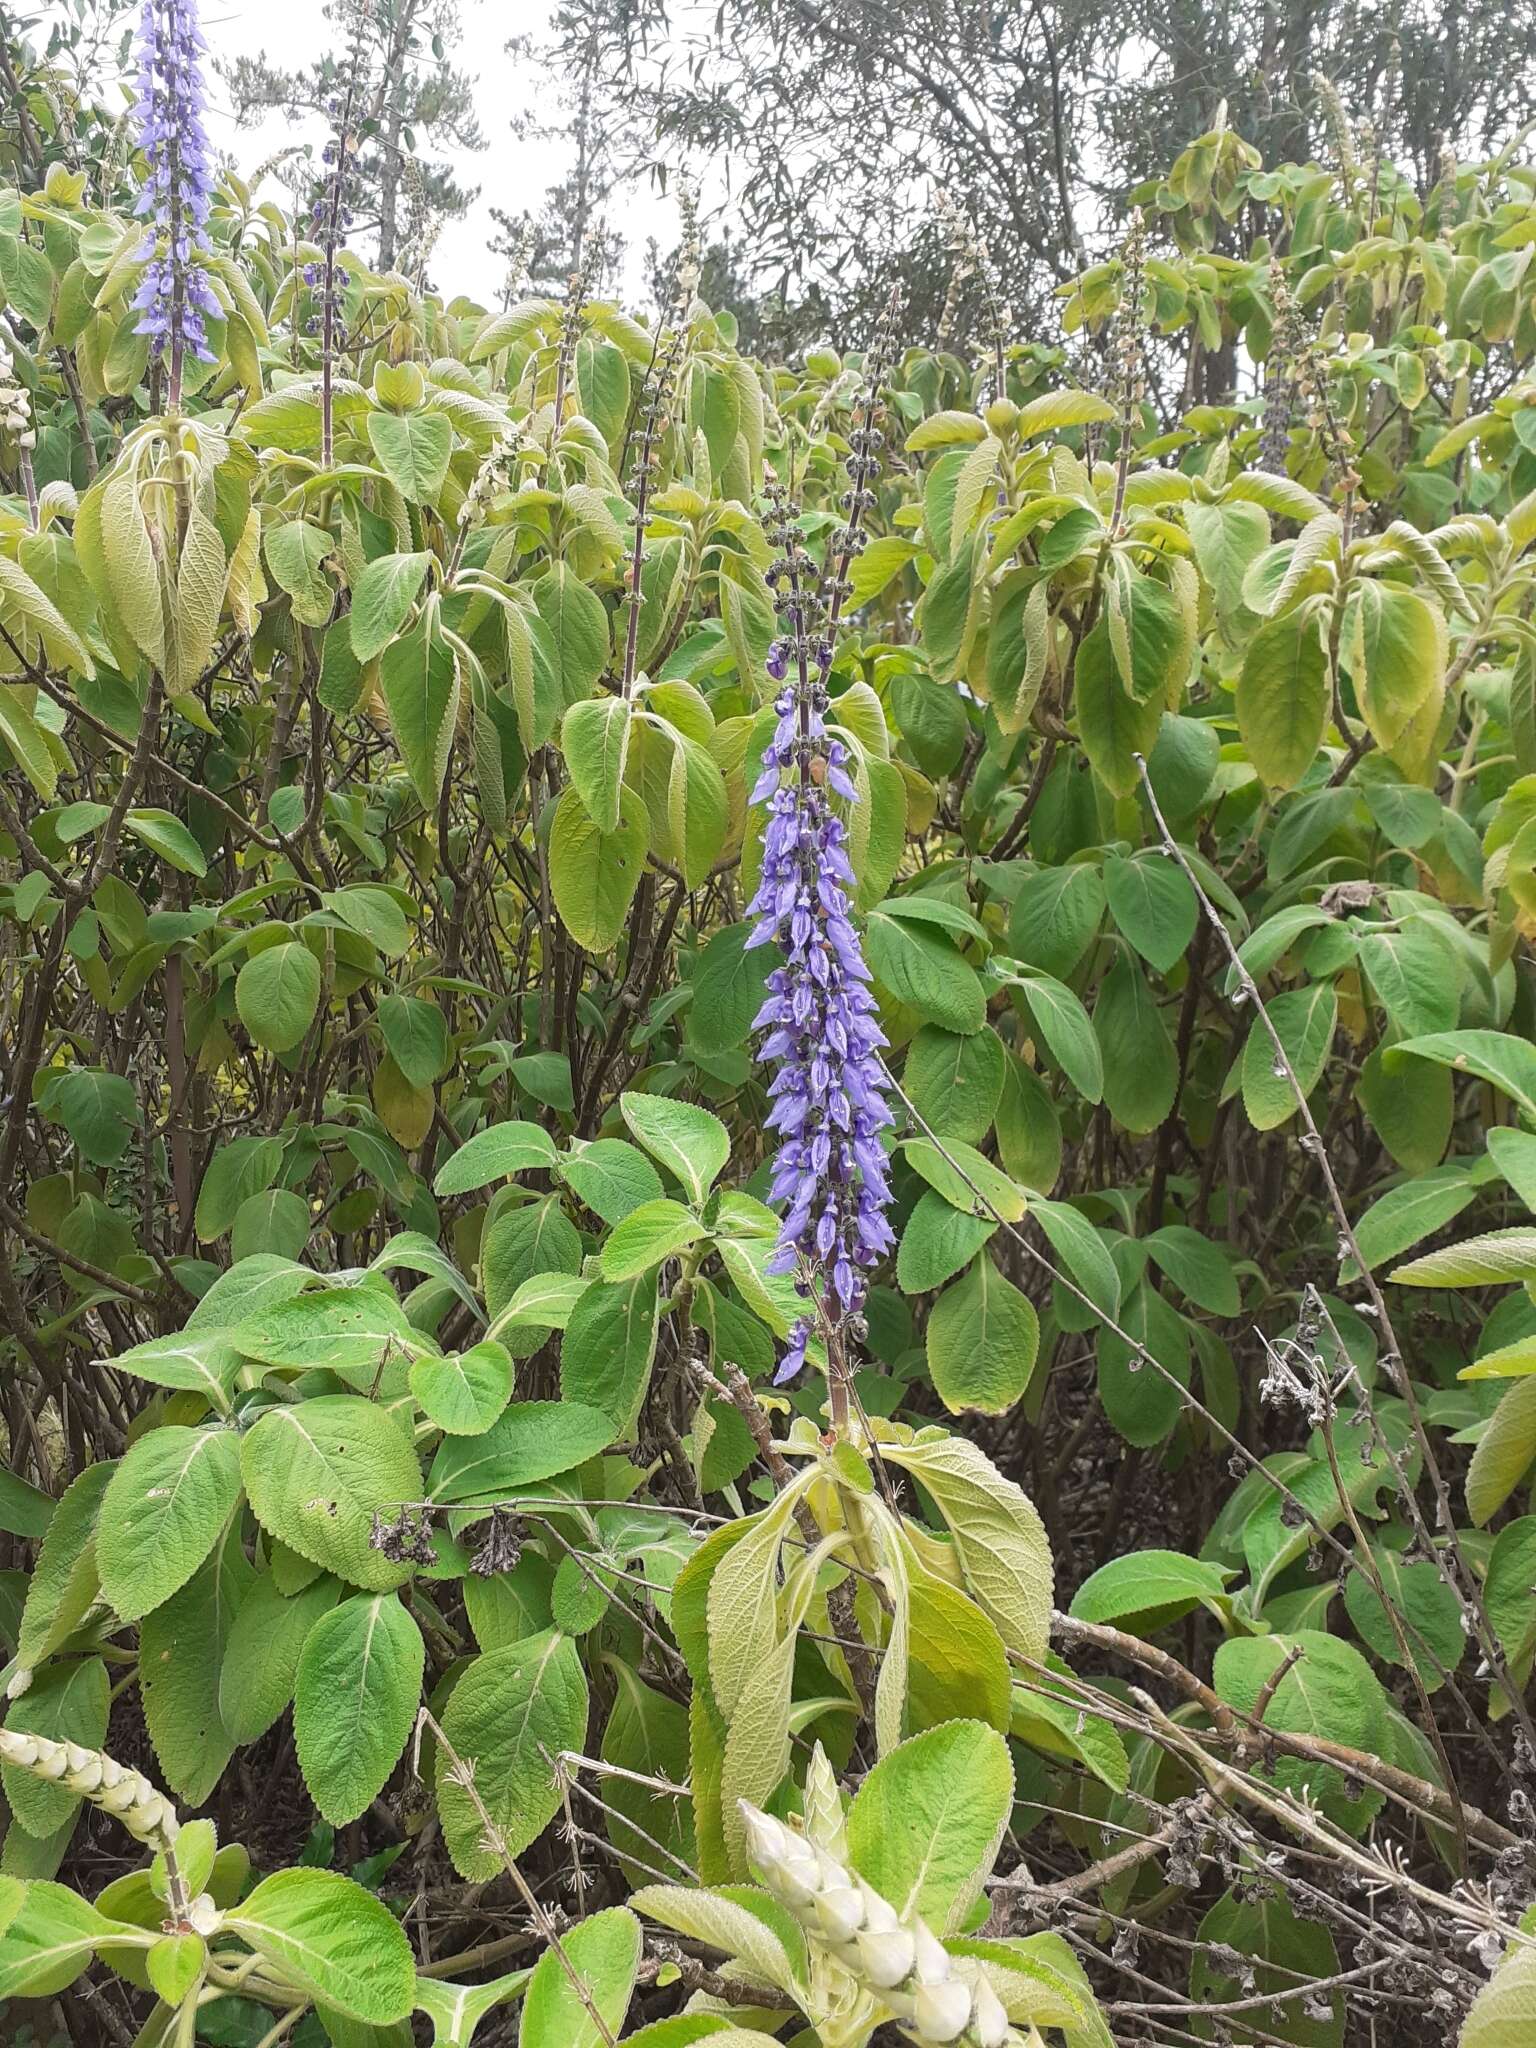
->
740 1800 1012 2047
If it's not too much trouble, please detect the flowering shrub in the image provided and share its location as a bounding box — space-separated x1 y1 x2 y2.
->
1 18 1536 2047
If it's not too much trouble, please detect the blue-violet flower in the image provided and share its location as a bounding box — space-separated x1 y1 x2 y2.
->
132 0 220 384
746 657 894 1380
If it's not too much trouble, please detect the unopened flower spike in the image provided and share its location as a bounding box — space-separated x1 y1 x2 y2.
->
0 1727 179 1852
741 1800 1013 2047
132 0 221 400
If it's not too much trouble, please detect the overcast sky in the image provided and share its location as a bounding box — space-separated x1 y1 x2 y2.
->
46 0 678 306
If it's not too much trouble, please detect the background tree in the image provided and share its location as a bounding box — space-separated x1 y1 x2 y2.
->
222 0 485 269
545 0 1536 356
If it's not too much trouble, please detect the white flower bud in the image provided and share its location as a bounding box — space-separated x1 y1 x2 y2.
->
855 1925 916 1988
911 1920 952 1984
742 1805 789 1871
972 1975 1010 2048
187 1893 221 1935
813 1882 866 1944
5 1666 34 1700
912 1977 973 2044
860 1883 900 1934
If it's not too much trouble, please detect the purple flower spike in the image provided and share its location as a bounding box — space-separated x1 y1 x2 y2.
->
133 0 218 392
746 626 894 1385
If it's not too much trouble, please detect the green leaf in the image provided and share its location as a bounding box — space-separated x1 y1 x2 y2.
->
324 885 413 959
195 1136 285 1241
236 942 322 1054
240 1397 422 1591
295 1592 425 1825
688 923 776 1057
1212 1632 1389 1833
427 1400 614 1505
600 1199 707 1281
101 464 165 668
599 1665 695 1887
1103 851 1197 975
226 1869 415 2023
414 1967 534 2047
1074 617 1164 797
897 1188 997 1293
881 1434 1053 1664
140 1530 252 1803
1349 1158 1495 1274
378 994 450 1089
1016 387 1116 436
1393 1227 1536 1292
0 1880 130 2000
1143 1226 1240 1315
518 1905 640 2048
436 1631 590 1878
549 784 648 951
846 1720 1012 1933
560 1274 661 1440
533 564 609 707
1094 950 1176 1132
125 806 208 876
619 1092 731 1207
349 552 431 664
926 1255 1040 1414
1386 1029 1536 1122
867 906 985 1033
1350 580 1442 750
482 1199 583 1328
219 1570 341 1745
1460 1943 1536 2048
15 1462 115 1667
1012 969 1104 1103
1342 1544 1464 1692
410 1340 514 1435
562 696 632 834
1354 924 1458 1037
433 1121 559 1197
1097 1281 1190 1445
42 1067 138 1167
1240 982 1337 1130
904 1025 1006 1144
903 1135 1027 1223
1190 1888 1343 2048
1070 1549 1234 1633
1468 1378 1536 1525
381 611 460 810
1006 864 1106 979
1029 1198 1121 1321
1235 607 1329 792
557 1139 664 1224
366 409 453 504
0 1468 53 1541
98 1425 242 1620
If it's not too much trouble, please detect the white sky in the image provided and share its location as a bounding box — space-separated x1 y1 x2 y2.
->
45 0 679 306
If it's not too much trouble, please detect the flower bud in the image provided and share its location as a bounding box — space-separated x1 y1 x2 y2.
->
187 1893 221 1935
813 1882 865 1944
912 1977 974 2044
972 1975 1010 2048
855 1925 916 1988
911 1920 952 1985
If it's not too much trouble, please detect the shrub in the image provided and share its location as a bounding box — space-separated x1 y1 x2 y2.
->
0 28 1534 2047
